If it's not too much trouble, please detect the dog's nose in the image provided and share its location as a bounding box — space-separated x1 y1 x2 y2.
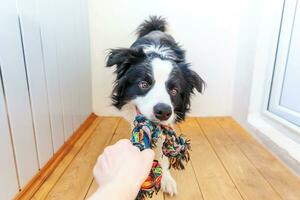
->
153 103 172 121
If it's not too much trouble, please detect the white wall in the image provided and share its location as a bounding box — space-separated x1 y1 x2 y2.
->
231 0 261 129
230 0 300 175
246 0 300 175
0 0 92 198
89 0 246 117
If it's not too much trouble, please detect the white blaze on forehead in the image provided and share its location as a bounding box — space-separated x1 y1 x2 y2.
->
133 58 175 123
142 45 176 60
151 58 173 84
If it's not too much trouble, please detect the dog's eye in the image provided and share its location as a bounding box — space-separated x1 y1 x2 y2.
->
138 81 150 89
170 88 178 96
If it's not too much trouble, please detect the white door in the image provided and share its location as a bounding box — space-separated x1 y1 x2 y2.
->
269 0 300 126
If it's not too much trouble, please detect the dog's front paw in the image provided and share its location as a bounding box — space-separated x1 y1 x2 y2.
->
161 174 178 196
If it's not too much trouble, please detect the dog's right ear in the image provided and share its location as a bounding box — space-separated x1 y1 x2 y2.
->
106 48 132 67
106 48 145 79
106 48 145 109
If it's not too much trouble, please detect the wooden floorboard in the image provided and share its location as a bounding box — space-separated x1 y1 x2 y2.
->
217 117 300 200
164 125 203 200
179 118 243 200
31 117 102 200
29 117 300 200
197 118 282 200
84 118 132 199
84 118 165 200
44 117 120 200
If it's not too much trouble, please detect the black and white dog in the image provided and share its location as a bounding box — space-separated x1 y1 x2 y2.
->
106 16 205 196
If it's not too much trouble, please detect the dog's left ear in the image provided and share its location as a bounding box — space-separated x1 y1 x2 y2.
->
179 62 205 93
188 70 205 93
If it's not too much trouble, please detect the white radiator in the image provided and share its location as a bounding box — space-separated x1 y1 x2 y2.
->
0 0 92 199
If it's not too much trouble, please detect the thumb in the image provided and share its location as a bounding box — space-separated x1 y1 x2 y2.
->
141 149 155 169
141 149 155 160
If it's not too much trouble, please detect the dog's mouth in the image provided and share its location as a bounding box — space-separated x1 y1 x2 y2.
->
135 106 156 121
135 106 142 115
135 106 173 125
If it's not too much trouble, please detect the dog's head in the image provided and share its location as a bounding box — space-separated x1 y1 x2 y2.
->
106 47 205 123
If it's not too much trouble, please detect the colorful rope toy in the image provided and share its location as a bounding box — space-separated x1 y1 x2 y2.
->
131 115 191 200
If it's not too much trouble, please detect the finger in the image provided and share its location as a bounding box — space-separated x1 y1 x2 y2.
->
116 139 131 146
141 149 155 168
93 161 101 177
114 139 131 151
139 149 155 181
97 154 104 162
103 145 113 154
102 147 114 168
141 149 155 160
129 144 141 153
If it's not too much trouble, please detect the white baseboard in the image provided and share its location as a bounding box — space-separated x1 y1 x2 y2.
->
247 113 300 176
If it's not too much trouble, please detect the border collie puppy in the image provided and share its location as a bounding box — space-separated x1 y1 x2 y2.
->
106 16 205 196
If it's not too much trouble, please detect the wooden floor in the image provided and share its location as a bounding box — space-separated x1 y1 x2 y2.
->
30 117 300 200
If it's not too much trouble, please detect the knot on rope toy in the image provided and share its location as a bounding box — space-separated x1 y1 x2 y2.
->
131 115 191 200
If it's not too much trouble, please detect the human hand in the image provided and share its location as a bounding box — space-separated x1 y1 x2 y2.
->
91 139 154 200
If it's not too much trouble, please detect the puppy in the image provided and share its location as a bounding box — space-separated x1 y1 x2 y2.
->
106 16 205 196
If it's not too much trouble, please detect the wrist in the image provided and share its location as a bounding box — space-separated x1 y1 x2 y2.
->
94 180 140 200
110 179 140 199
